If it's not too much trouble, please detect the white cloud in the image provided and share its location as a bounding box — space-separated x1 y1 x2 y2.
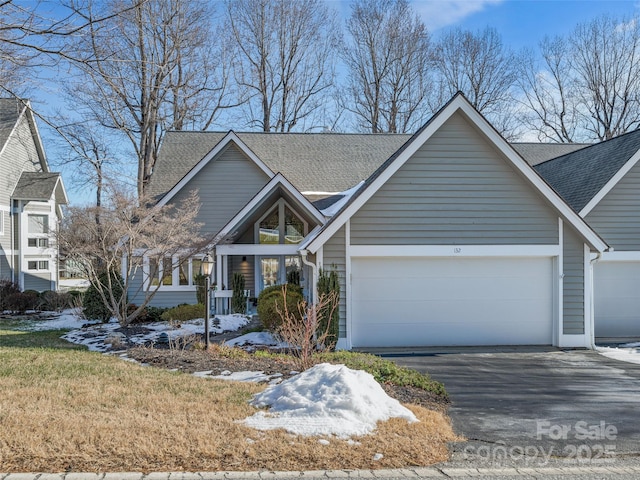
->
410 0 504 31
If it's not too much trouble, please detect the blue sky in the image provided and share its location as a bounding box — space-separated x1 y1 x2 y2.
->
46 0 640 205
409 0 640 46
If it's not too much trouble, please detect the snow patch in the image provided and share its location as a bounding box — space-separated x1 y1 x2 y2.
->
225 331 287 348
320 182 363 217
244 363 417 437
597 344 640 365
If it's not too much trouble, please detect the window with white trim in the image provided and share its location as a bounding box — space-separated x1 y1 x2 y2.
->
27 260 49 270
145 256 205 290
256 200 307 244
27 214 49 249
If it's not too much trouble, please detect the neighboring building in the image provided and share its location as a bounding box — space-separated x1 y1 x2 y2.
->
536 131 640 342
132 93 614 349
0 98 68 292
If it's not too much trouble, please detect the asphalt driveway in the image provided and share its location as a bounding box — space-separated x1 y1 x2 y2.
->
388 349 640 467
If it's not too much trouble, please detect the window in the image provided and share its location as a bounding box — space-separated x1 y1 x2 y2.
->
28 214 48 234
256 200 307 245
259 208 280 244
28 238 48 248
27 260 49 270
146 256 206 290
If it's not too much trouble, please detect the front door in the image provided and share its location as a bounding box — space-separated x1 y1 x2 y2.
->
257 255 303 293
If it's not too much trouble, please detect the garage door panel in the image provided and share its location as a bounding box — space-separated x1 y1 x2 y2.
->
351 257 553 347
595 261 640 338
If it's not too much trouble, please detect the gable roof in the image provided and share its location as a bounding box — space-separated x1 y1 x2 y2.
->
214 173 326 245
0 98 49 172
148 131 411 201
12 171 68 204
534 129 640 215
512 142 591 166
154 131 275 208
302 93 608 254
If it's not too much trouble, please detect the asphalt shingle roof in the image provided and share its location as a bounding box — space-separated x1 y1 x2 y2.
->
534 129 640 212
148 131 411 201
12 172 63 201
512 142 591 166
0 97 25 151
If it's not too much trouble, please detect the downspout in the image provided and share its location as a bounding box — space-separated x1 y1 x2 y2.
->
299 249 317 304
589 251 603 349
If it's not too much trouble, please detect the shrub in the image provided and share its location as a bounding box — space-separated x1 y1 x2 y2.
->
144 306 169 323
257 285 303 331
317 267 340 349
6 291 39 313
160 303 205 323
83 270 125 322
231 272 246 314
0 279 20 311
40 290 72 312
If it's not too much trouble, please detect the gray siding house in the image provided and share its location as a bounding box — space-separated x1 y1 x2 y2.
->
137 93 613 349
536 131 640 341
0 98 68 291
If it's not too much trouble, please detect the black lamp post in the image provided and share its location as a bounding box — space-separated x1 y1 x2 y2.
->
201 253 214 349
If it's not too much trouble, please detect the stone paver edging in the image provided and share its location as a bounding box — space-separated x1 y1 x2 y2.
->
4 466 640 479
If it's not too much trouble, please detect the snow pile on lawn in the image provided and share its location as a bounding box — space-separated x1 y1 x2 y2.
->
61 314 250 352
244 363 417 437
597 342 640 365
225 331 288 348
17 309 92 332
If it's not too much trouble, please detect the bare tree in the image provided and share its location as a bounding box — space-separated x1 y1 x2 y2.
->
52 121 119 214
434 27 518 135
342 0 432 133
58 187 207 326
67 0 238 197
517 39 581 142
226 0 340 132
519 15 640 142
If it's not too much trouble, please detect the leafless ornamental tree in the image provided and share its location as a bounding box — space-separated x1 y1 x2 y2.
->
343 0 432 133
226 0 340 132
58 188 207 327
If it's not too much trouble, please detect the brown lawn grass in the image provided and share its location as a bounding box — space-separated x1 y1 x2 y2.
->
0 333 459 473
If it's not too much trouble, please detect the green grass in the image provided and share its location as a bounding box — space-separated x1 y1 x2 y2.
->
0 329 86 349
315 350 447 397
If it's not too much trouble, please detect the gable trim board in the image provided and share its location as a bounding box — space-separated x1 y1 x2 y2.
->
579 148 640 216
304 94 607 255
214 173 325 246
155 131 275 209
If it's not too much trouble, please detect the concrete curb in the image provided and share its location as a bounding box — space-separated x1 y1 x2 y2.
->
4 466 640 479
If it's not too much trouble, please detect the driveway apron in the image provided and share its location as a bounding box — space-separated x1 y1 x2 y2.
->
389 350 640 466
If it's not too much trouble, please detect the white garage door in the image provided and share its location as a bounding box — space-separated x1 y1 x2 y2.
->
351 257 554 347
595 261 640 339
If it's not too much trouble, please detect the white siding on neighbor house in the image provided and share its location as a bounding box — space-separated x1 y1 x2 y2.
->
350 112 559 246
585 161 640 251
168 143 271 237
23 271 51 291
321 225 347 338
563 227 585 334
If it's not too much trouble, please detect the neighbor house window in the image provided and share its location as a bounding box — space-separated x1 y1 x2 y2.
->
27 214 49 250
27 260 49 270
28 238 49 248
28 214 48 234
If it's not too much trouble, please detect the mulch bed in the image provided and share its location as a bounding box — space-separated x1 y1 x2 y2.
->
126 346 450 413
